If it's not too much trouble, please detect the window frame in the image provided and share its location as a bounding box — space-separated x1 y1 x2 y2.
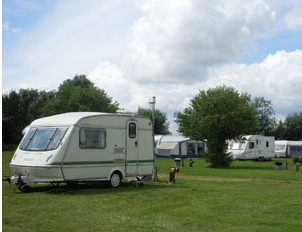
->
128 123 137 139
249 142 255 149
19 127 68 151
79 127 106 150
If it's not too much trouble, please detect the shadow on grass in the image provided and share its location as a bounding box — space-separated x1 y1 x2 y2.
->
13 180 183 195
227 165 275 171
204 160 277 171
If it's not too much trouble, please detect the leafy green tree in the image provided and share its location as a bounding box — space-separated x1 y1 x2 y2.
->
175 86 257 167
273 120 286 140
2 75 119 145
2 89 55 144
251 97 276 135
135 107 170 135
283 112 302 140
42 75 119 115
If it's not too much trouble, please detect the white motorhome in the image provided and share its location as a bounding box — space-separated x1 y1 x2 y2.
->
9 112 154 190
228 135 275 160
275 140 302 158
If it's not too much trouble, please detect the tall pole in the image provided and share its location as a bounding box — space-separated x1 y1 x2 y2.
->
149 96 157 181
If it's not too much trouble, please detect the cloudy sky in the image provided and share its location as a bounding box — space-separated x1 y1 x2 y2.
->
2 0 302 134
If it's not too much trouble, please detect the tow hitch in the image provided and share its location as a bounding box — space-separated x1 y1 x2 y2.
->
2 174 31 193
2 176 11 183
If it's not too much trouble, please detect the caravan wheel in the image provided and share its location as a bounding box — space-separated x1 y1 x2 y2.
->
18 185 31 193
109 172 122 188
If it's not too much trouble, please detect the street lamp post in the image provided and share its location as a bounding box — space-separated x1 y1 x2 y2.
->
149 96 157 181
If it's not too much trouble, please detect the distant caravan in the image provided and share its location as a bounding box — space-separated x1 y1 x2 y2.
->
8 112 155 190
228 135 275 160
275 140 302 158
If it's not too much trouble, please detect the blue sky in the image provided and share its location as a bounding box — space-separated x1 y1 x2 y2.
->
2 0 302 134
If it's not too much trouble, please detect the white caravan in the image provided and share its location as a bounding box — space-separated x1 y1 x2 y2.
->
228 135 275 160
275 140 302 158
9 112 154 189
155 135 205 158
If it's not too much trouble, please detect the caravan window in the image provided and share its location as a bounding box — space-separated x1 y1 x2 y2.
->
289 146 302 157
20 128 68 151
47 128 68 150
80 128 106 149
187 142 196 155
228 141 245 150
275 145 285 151
197 143 203 155
249 142 255 149
19 128 36 150
129 123 136 139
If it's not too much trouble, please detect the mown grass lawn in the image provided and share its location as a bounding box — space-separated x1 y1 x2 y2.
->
2 151 302 231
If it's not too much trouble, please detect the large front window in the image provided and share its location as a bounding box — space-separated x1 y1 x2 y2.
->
228 141 245 150
275 145 285 151
20 128 68 151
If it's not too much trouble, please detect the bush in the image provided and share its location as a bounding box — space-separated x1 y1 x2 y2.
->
292 156 302 163
203 152 233 168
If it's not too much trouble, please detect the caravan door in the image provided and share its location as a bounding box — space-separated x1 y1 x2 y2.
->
247 139 257 159
126 120 138 175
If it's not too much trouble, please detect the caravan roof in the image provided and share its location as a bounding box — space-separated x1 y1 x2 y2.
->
160 135 190 143
30 112 114 127
275 140 302 146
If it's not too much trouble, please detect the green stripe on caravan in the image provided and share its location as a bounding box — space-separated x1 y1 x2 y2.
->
49 160 154 165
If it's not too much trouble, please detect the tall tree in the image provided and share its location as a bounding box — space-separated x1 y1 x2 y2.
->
3 75 119 145
283 112 302 140
2 89 55 144
135 107 170 135
175 86 257 167
251 97 275 135
273 120 286 140
42 75 119 115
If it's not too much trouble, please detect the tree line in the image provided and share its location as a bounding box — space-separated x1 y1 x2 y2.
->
2 75 170 145
175 86 302 167
2 75 301 167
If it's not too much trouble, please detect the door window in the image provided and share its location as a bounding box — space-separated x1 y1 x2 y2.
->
129 123 136 139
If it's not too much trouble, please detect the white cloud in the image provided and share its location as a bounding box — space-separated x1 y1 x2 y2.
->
2 0 139 91
203 50 302 116
88 50 302 134
2 21 21 33
3 0 276 90
4 0 301 134
128 0 275 83
285 7 302 31
11 28 21 33
3 21 10 31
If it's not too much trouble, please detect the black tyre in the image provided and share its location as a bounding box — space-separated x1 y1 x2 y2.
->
18 185 31 193
109 172 122 188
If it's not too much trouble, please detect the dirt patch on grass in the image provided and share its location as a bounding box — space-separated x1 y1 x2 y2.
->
179 175 302 185
158 174 302 185
181 176 255 182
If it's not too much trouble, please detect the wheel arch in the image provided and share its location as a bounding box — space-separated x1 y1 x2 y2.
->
107 168 124 181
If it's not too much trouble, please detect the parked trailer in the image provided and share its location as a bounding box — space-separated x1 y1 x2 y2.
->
228 135 275 160
8 112 154 190
155 135 206 158
275 140 302 158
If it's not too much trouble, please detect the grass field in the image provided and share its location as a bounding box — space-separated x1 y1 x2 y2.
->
2 151 302 231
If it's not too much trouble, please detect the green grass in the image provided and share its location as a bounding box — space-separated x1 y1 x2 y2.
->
2 151 302 231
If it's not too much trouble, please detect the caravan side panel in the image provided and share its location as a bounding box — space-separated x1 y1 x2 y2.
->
137 119 154 175
61 115 127 181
